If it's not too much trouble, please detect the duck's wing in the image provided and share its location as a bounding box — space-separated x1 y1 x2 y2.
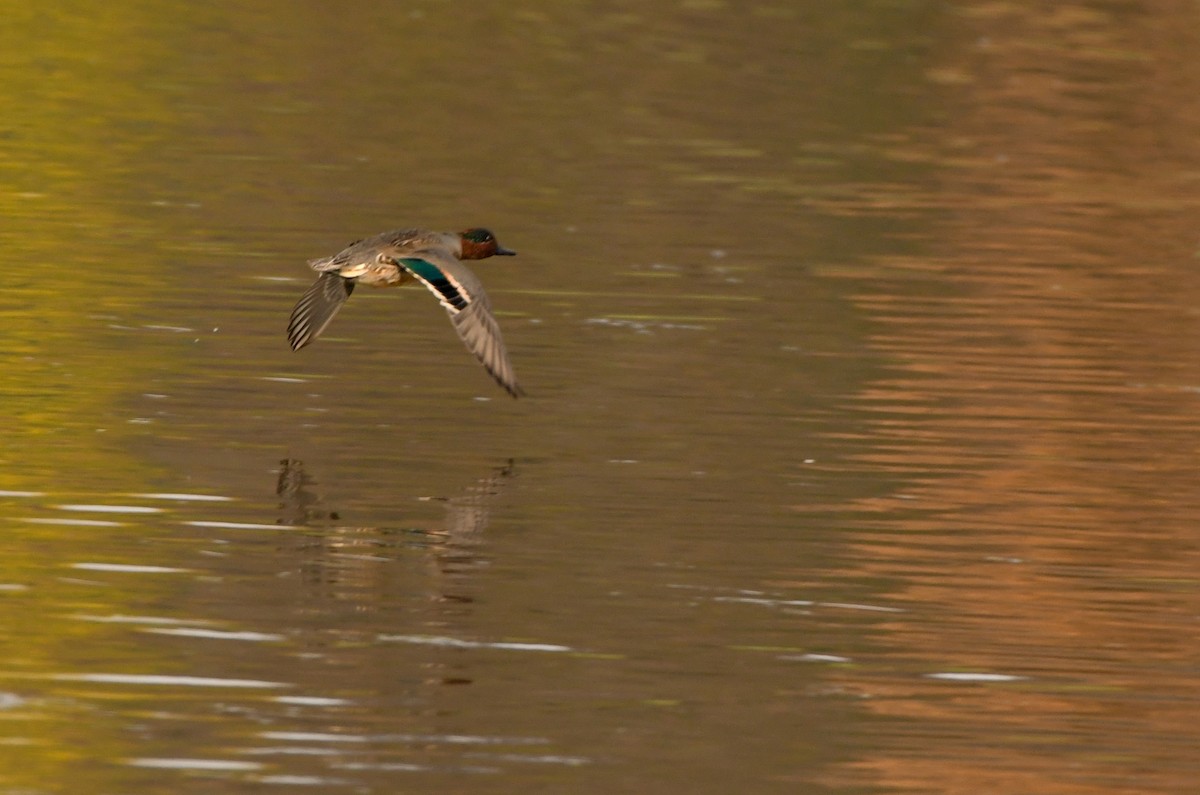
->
307 230 423 273
287 272 355 350
397 251 525 398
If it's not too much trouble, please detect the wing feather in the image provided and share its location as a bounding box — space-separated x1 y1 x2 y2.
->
398 253 524 398
287 272 354 350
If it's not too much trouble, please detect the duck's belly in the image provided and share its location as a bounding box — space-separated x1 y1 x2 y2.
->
340 262 411 287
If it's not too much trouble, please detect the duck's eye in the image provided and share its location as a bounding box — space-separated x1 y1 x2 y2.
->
464 228 493 244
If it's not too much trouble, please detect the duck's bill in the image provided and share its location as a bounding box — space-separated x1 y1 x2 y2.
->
495 246 517 256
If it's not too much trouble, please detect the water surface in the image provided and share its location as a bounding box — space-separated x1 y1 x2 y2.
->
1 2 1198 793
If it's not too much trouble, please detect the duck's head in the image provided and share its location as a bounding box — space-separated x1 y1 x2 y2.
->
459 228 516 260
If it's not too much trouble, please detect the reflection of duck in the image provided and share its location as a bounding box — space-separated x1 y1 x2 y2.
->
430 459 516 543
286 228 524 398
274 458 338 526
273 457 517 587
273 459 518 687
274 458 515 537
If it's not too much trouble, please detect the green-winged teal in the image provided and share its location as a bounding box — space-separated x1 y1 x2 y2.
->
287 227 524 398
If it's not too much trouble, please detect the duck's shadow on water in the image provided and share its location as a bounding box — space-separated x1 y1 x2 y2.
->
271 457 517 605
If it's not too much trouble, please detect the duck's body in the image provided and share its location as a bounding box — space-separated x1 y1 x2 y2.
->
287 227 524 398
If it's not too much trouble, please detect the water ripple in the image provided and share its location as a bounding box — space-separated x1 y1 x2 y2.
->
54 673 288 688
377 634 573 653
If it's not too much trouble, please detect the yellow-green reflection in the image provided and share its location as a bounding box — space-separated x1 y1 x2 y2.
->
0 5 202 788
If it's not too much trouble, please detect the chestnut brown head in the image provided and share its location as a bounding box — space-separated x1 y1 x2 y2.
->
459 228 516 260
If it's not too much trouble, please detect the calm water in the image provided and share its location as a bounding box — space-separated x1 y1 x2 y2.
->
1 2 1198 793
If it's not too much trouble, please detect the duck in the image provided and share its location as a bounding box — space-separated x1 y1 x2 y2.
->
287 227 524 398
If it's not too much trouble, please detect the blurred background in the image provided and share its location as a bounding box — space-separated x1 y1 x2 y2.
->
1 1 1198 792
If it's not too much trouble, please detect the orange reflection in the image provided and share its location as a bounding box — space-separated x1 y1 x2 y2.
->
815 3 1200 793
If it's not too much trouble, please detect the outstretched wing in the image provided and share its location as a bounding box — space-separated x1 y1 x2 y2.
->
397 252 525 398
287 272 355 351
